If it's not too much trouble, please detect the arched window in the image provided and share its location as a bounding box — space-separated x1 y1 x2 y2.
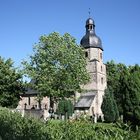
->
85 51 88 57
90 25 93 30
88 25 93 30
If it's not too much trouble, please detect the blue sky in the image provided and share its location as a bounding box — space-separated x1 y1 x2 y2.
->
0 0 140 67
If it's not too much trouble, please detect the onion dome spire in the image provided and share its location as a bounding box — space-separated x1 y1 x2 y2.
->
80 17 103 51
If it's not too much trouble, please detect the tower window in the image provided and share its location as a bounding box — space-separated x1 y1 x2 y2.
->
85 52 88 57
101 78 103 84
90 25 92 30
88 25 93 30
101 66 103 72
100 53 102 60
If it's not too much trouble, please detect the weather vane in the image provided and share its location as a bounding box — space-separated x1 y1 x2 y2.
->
88 8 91 18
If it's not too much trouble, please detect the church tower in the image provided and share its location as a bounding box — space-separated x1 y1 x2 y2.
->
75 17 107 122
80 18 106 93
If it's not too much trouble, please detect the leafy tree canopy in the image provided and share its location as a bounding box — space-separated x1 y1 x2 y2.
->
23 32 89 98
0 57 23 107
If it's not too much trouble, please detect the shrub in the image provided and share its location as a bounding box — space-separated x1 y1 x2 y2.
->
0 107 48 140
0 107 137 140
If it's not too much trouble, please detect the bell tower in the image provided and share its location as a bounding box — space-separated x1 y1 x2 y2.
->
80 17 107 122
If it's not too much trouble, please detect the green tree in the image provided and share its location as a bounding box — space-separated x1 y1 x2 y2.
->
102 88 119 122
0 57 23 108
122 65 140 125
23 32 89 99
57 99 74 119
106 60 120 92
106 61 140 125
106 61 126 115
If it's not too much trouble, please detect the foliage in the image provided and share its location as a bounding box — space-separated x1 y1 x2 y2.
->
121 65 140 125
57 99 74 119
22 32 89 98
0 107 137 140
106 60 126 115
0 107 49 140
102 88 119 122
106 61 140 126
0 57 23 108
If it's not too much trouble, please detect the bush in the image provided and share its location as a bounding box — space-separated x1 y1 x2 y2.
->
0 107 48 140
0 107 137 140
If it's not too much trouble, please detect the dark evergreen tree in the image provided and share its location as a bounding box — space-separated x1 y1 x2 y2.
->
122 65 140 125
102 88 119 122
106 61 126 115
106 61 140 125
57 99 74 119
106 61 130 116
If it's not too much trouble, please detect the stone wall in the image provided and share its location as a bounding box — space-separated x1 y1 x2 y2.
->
16 96 50 110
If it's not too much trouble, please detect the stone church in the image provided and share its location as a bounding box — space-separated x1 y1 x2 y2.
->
16 17 107 122
75 17 107 122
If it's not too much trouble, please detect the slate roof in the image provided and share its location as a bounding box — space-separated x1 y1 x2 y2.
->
20 79 38 97
75 92 96 109
24 88 38 96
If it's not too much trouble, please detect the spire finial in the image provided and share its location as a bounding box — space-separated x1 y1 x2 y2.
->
88 8 91 18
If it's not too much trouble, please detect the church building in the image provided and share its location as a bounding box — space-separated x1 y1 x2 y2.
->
16 16 107 122
75 17 107 122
